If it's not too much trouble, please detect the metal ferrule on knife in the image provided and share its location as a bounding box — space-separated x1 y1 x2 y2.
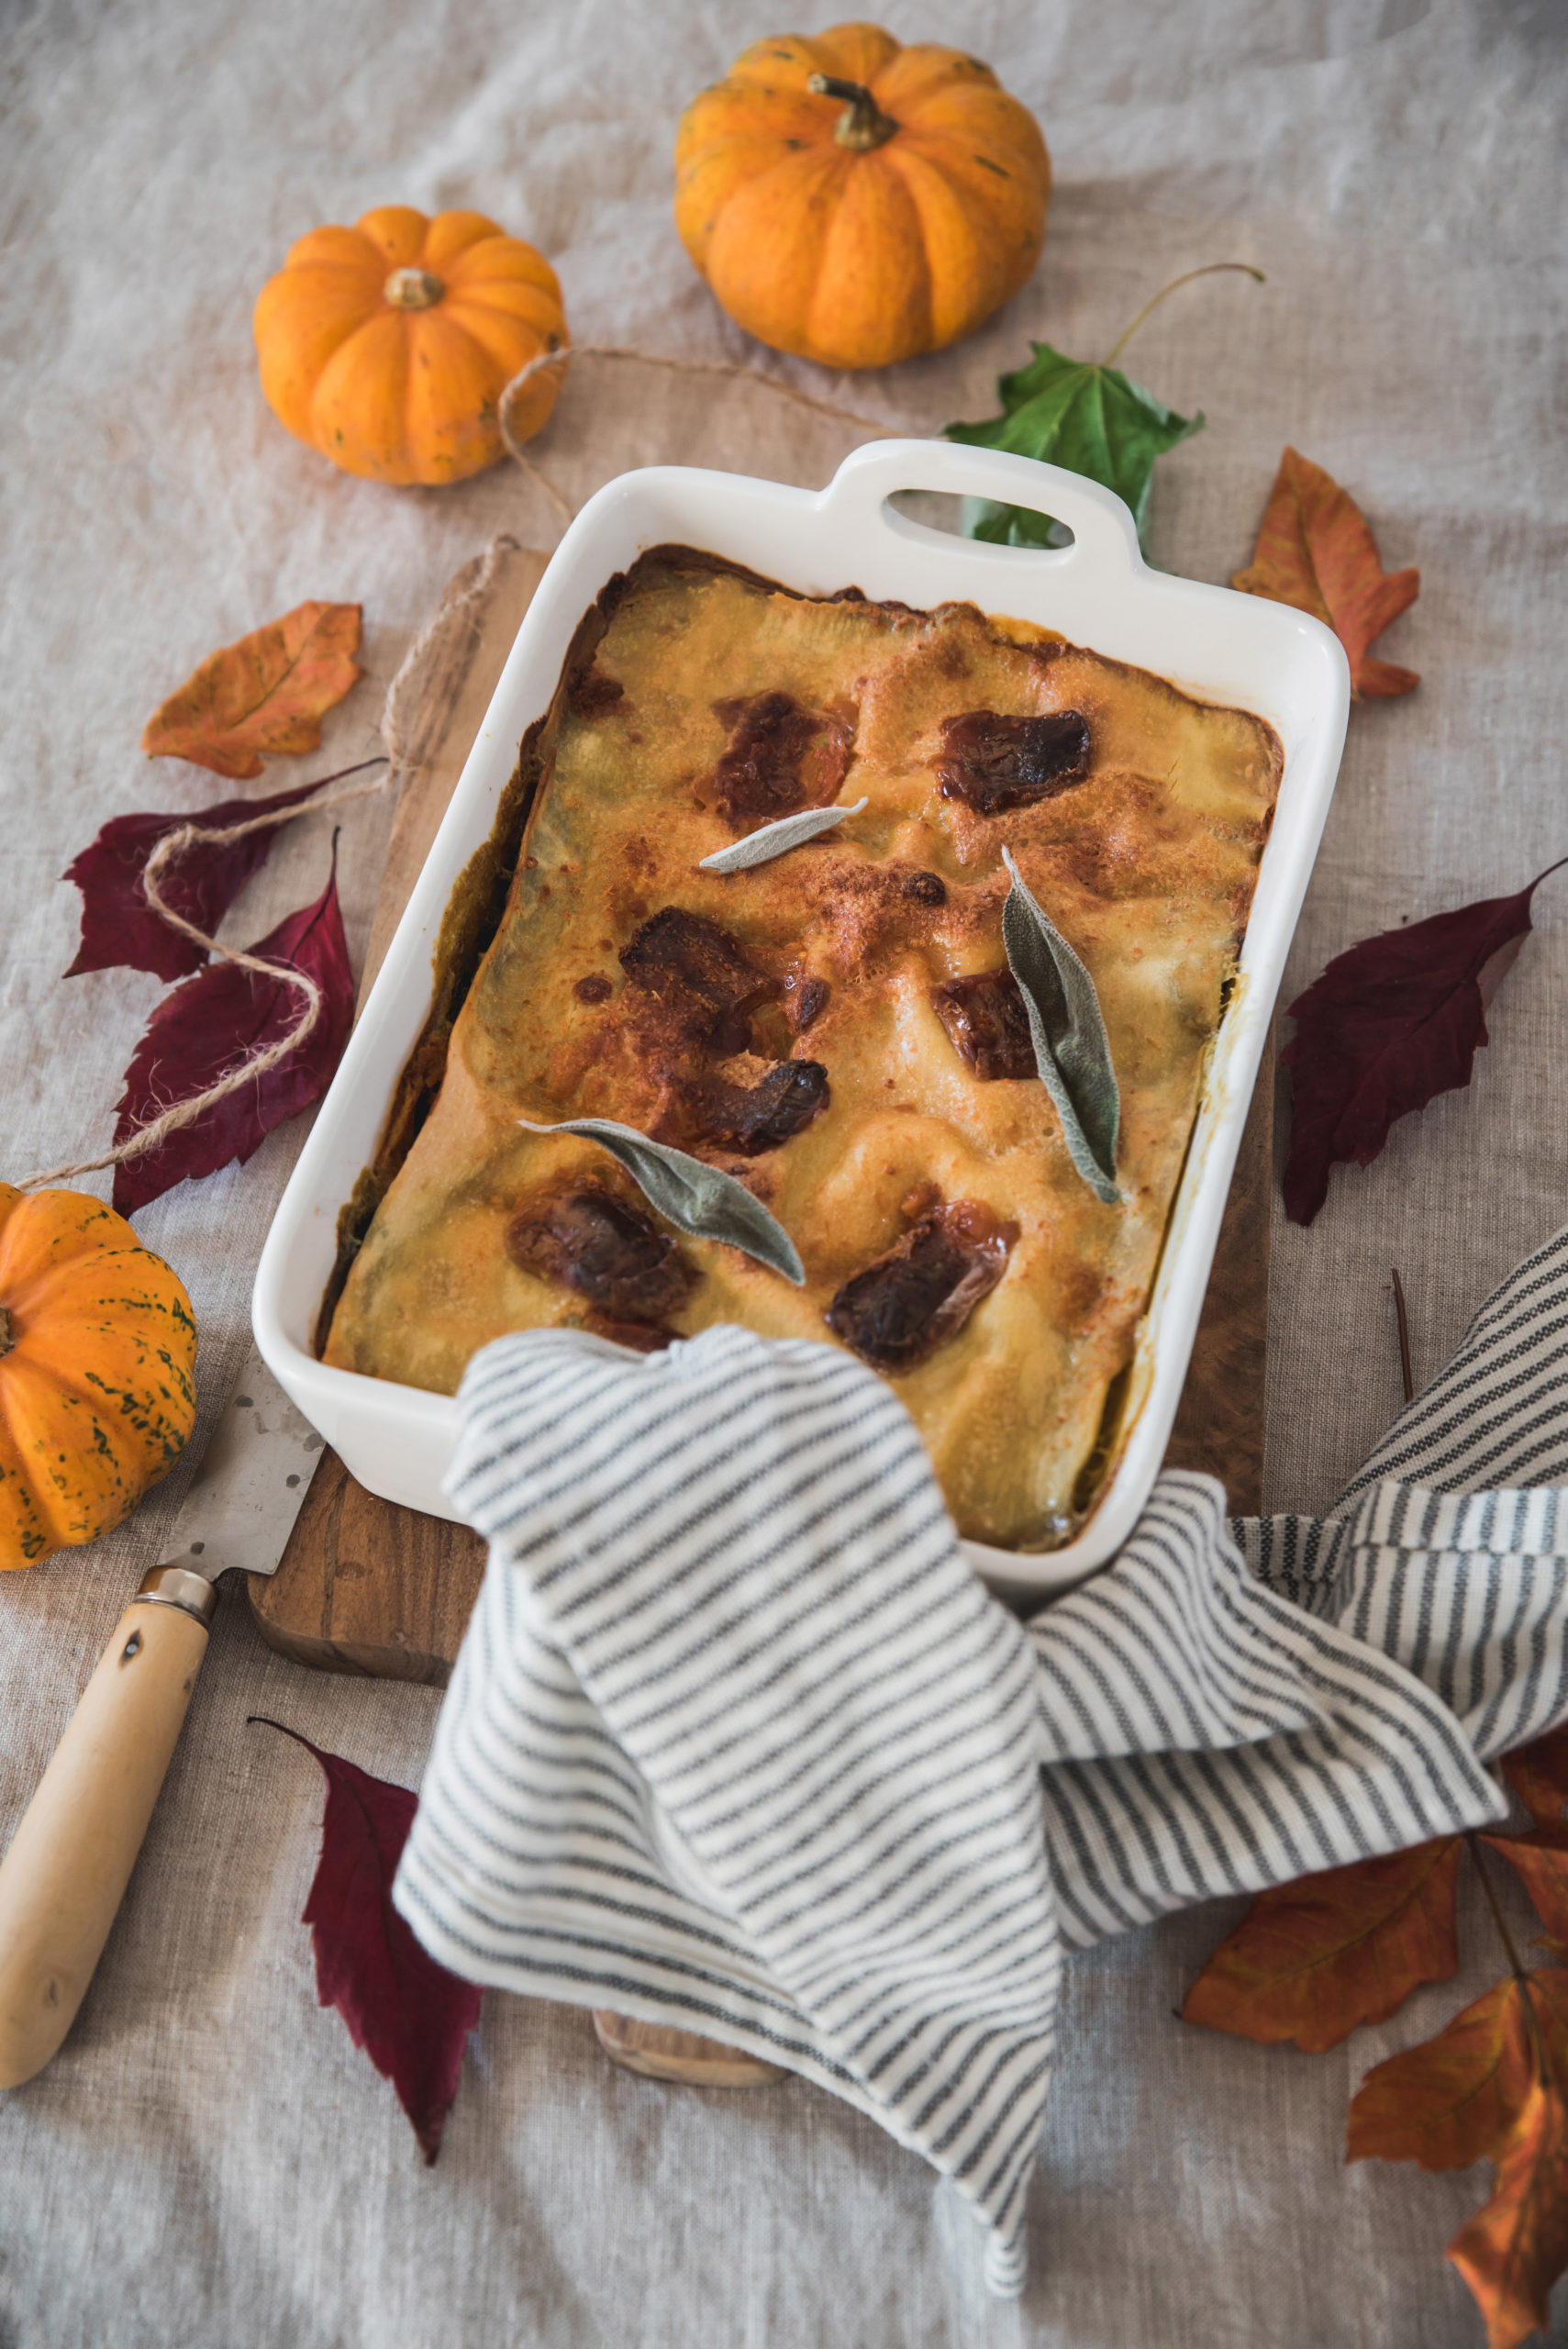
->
131 1564 219 1627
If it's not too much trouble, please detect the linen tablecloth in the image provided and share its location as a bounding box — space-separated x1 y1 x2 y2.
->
3 1 1566 2342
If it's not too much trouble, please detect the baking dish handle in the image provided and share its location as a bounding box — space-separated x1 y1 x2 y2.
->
819 439 1143 573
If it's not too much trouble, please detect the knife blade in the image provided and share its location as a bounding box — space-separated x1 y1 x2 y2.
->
155 1348 325 1582
0 1343 322 2088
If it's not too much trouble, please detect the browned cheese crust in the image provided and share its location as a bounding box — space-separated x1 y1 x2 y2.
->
324 554 1282 1551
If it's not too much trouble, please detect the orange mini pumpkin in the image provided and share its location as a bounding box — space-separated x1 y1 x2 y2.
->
0 1186 197 1569
254 206 569 487
674 23 1050 371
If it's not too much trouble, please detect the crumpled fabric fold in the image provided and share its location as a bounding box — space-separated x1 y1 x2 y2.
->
395 1223 1568 2297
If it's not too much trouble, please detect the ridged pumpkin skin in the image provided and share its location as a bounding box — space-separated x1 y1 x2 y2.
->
0 1186 198 1569
674 23 1050 370
254 206 569 487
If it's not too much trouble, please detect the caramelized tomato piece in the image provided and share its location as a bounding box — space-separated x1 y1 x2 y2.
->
619 907 779 1055
706 691 854 825
694 1062 829 1155
934 710 1090 815
592 1319 676 1353
787 975 830 1034
506 1188 695 1326
825 1203 1017 1373
929 970 1036 1082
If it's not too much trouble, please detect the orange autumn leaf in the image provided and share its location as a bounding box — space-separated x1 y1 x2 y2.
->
141 601 363 779
1181 1837 1461 2051
1231 446 1419 699
1347 1974 1540 2171
1347 1963 1568 2345
1449 2075 1568 2349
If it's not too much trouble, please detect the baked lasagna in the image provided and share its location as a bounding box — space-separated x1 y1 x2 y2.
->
323 549 1282 1552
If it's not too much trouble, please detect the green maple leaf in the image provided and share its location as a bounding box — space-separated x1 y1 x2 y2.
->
945 344 1202 551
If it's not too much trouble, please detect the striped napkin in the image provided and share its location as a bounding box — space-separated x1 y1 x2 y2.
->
394 1224 1568 2297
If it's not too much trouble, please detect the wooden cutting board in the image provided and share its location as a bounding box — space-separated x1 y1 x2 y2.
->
248 539 1274 1686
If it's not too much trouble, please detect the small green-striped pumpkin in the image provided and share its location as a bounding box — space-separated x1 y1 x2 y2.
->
0 1185 197 1568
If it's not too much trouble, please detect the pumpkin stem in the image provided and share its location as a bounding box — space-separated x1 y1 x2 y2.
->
1101 262 1265 367
0 1306 12 1358
808 72 900 152
384 267 445 312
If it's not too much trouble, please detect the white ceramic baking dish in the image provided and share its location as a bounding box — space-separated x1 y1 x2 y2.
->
253 440 1349 1598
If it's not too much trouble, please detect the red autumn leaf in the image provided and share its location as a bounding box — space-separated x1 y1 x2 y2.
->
250 1719 482 2163
1181 1837 1462 2052
1501 1728 1568 1836
1347 1974 1540 2171
1448 2075 1568 2349
141 600 363 779
62 773 332 984
1281 861 1565 1226
109 847 353 1215
1231 445 1419 698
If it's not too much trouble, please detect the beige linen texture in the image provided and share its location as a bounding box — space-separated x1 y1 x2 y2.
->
2 2 1565 2343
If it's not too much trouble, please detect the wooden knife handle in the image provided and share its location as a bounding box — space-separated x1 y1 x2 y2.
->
0 1568 216 2088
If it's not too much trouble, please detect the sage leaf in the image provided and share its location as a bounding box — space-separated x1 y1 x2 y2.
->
945 344 1200 551
1000 849 1120 1205
698 797 869 874
517 1116 806 1285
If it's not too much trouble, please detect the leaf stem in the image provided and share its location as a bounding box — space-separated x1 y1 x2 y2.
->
1472 1832 1557 2090
1391 1267 1415 1404
1102 262 1266 367
1469 1831 1531 1984
247 1714 319 1757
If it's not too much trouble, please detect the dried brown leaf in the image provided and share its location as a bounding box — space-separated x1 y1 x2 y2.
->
1232 446 1418 698
1348 1976 1537 2171
1181 1838 1462 2052
141 601 363 778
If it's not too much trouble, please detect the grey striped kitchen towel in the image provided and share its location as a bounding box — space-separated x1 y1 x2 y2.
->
394 1222 1568 2297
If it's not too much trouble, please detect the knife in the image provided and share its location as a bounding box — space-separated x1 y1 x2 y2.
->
0 1344 322 2088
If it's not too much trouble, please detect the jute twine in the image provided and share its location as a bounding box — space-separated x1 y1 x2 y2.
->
18 763 385 1193
19 535 521 1196
493 268 1264 528
497 344 902 528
